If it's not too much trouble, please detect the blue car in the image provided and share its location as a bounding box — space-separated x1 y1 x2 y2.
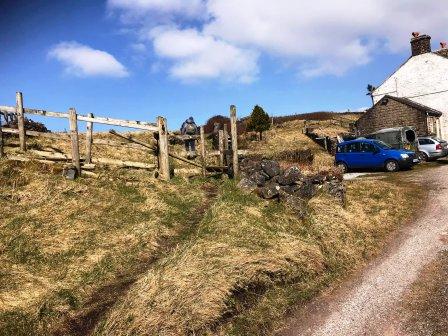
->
335 139 419 173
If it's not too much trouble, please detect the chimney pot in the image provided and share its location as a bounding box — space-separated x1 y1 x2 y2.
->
441 42 447 49
410 33 431 56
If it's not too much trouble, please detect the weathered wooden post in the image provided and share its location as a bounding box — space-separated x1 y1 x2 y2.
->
0 114 4 158
200 126 206 177
85 113 93 164
16 92 26 151
223 123 229 150
230 105 239 178
157 116 170 181
68 108 81 174
218 130 225 166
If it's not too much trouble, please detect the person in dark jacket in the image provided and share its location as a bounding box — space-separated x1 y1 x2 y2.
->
180 117 198 159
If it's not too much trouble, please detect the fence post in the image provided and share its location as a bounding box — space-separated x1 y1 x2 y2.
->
157 116 170 181
85 113 93 164
218 130 225 166
68 108 81 174
230 105 239 178
223 123 229 150
0 114 4 158
16 92 26 151
200 126 206 177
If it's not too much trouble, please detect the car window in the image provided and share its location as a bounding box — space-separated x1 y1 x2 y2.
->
373 140 391 149
419 139 434 145
359 142 376 153
346 142 360 153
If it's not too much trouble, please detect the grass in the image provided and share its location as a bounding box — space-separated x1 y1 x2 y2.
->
0 160 206 335
95 174 424 336
2 115 424 336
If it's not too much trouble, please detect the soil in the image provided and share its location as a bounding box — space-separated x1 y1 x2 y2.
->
280 162 448 336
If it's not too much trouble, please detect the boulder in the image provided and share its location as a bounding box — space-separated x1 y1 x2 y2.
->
261 160 281 178
295 180 317 199
278 166 303 186
237 177 257 192
260 183 280 199
250 171 267 187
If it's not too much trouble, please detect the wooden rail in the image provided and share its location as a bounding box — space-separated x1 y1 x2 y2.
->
0 92 243 181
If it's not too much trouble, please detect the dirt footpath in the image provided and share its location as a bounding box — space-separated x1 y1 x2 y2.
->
280 164 448 336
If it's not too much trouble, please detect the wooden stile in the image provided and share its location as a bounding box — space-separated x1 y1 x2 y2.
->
16 92 26 151
68 108 81 174
200 126 206 177
85 113 93 164
157 116 170 181
230 105 239 177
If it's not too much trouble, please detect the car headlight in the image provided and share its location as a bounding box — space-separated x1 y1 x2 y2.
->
400 153 409 159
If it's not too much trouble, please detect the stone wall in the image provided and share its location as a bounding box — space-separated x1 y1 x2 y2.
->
356 98 428 136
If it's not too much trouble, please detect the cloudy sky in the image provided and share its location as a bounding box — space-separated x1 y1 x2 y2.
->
1 0 447 130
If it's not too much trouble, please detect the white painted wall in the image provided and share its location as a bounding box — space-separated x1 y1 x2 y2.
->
373 52 448 140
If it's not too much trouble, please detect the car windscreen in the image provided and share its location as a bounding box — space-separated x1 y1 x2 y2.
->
373 140 392 149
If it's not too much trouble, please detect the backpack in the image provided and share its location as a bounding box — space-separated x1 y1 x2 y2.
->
185 122 197 135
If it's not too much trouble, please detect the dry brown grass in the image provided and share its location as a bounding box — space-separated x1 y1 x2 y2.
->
0 159 205 335
245 120 334 173
95 174 422 336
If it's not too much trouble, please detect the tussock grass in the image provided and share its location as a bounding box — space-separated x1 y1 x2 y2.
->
246 120 334 172
0 160 205 335
97 175 422 335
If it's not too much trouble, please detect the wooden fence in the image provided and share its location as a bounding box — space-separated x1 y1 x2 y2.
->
0 92 241 180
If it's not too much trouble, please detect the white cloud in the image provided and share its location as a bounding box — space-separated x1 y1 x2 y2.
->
151 27 258 83
107 0 206 21
110 0 448 80
49 42 129 78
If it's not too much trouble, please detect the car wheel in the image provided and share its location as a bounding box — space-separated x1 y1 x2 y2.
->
417 151 429 162
336 162 348 173
385 160 399 172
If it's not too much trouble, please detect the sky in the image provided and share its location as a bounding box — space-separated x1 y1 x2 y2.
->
1 0 448 131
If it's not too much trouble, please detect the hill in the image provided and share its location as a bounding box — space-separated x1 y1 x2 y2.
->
0 115 424 336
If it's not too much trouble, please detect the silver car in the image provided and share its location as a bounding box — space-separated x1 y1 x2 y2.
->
417 137 448 161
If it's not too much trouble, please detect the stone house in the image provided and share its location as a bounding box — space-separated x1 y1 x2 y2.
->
357 32 448 139
356 95 442 136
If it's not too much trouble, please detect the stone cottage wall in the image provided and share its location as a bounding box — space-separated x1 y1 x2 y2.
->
356 98 428 136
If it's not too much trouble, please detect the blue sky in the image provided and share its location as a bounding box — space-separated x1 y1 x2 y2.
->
1 0 447 131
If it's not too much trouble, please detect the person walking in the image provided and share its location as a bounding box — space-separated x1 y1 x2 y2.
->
180 117 198 159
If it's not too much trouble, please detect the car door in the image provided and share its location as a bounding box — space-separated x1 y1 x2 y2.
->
357 141 383 168
344 142 361 168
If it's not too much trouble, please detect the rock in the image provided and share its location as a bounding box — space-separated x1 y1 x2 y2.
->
278 185 301 197
309 173 326 184
62 166 78 180
260 183 281 199
261 160 281 178
325 180 346 206
250 171 267 187
237 178 257 192
295 180 317 199
278 166 303 185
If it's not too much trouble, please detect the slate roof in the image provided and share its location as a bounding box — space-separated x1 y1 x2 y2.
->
375 95 443 117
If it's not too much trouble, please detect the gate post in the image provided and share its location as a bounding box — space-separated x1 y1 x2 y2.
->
157 116 170 181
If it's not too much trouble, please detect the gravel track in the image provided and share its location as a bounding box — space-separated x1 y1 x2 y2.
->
281 164 448 336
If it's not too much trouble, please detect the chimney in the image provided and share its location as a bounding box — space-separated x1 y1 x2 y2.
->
440 41 447 49
410 32 431 56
